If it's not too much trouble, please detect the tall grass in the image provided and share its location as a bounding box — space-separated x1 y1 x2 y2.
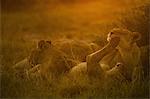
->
118 2 150 46
1 70 149 98
1 1 149 98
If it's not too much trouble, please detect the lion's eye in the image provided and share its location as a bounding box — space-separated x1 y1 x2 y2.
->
117 63 122 67
110 32 114 35
117 64 120 67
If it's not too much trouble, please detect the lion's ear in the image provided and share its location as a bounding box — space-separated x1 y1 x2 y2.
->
132 32 141 42
46 41 52 45
45 40 52 48
38 40 45 49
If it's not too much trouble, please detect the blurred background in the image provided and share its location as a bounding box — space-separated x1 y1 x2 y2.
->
1 0 150 98
1 0 149 67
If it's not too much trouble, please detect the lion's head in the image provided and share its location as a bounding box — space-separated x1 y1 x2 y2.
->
107 28 141 49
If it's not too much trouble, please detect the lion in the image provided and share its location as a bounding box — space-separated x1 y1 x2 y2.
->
26 28 143 84
68 37 125 81
26 39 100 80
107 28 143 81
14 39 97 79
30 39 100 80
69 28 143 83
27 40 78 80
12 40 52 78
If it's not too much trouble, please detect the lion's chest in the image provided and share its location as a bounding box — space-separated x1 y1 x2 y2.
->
118 45 141 70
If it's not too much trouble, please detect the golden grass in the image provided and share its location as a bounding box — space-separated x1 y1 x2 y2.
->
1 0 149 98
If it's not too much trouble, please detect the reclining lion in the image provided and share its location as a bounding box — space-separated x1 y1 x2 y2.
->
69 28 143 83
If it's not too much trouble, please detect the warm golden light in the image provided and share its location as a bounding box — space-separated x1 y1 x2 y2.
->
1 0 149 98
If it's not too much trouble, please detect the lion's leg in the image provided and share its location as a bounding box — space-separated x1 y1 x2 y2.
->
27 64 41 74
86 43 115 78
26 64 41 79
101 49 118 67
86 37 120 78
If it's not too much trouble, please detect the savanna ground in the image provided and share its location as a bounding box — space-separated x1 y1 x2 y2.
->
1 0 150 98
